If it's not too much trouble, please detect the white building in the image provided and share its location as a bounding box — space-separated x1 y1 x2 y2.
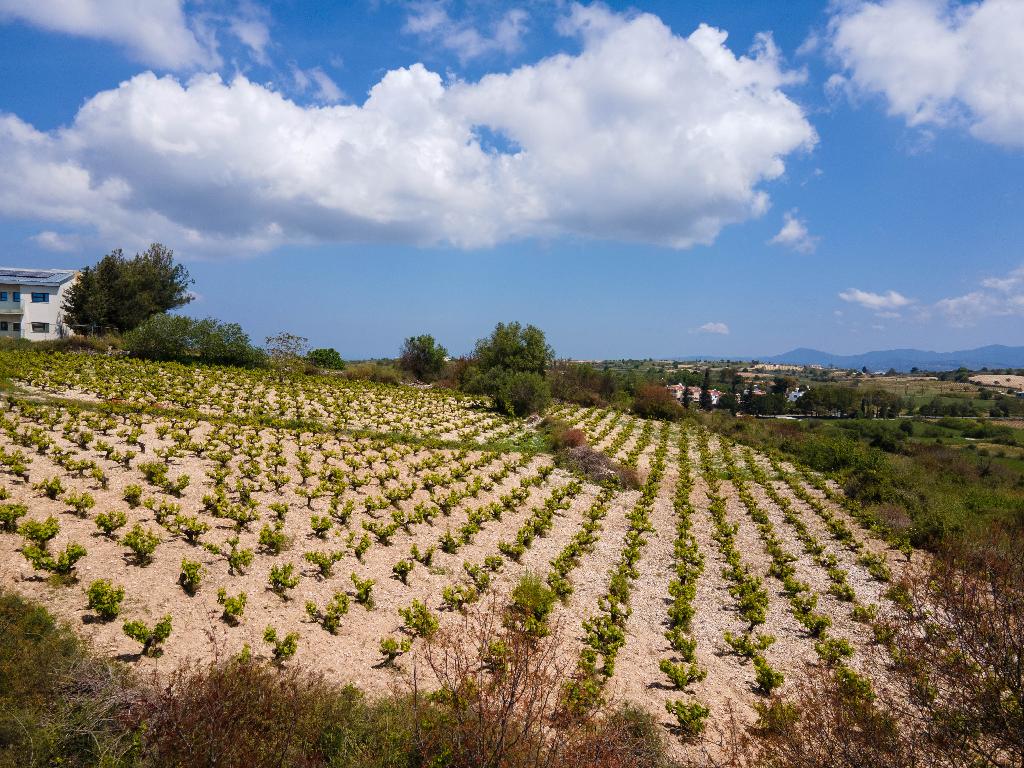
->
0 267 78 341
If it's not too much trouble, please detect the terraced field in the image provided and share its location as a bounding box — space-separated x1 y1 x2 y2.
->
0 353 913 757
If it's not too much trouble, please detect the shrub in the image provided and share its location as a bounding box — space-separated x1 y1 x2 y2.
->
343 362 403 384
268 563 300 598
123 484 143 507
633 384 684 420
0 502 27 532
86 579 124 621
0 589 136 766
95 510 128 537
174 514 209 544
34 476 64 500
259 522 289 554
506 571 557 638
226 536 254 575
217 588 247 624
306 347 345 371
399 599 438 638
462 321 554 416
179 558 205 595
123 614 172 656
125 314 268 367
18 515 60 549
65 490 96 517
304 549 343 578
490 370 551 417
23 542 87 578
309 514 332 538
305 592 350 634
398 334 448 381
351 573 375 609
121 524 160 564
753 656 784 695
379 635 411 665
665 699 710 737
263 625 299 664
392 559 414 585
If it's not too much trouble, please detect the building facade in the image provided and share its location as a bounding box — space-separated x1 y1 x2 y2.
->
0 268 78 341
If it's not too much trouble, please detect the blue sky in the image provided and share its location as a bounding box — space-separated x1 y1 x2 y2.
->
0 0 1022 359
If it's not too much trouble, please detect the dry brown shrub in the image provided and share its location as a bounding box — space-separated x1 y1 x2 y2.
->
131 654 347 768
415 598 671 768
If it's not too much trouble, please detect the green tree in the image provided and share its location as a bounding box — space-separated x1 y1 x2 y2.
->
699 368 713 411
472 322 552 376
306 348 345 370
464 322 554 416
398 334 448 381
63 244 193 333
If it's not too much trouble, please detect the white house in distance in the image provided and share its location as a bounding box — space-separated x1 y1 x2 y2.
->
0 267 78 341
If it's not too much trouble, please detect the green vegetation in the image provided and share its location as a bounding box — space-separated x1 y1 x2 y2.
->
710 412 1024 549
86 579 125 621
306 347 345 370
463 321 553 416
125 314 268 367
398 334 448 381
122 614 172 657
63 243 193 334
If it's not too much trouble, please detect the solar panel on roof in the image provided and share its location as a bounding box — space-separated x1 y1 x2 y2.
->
0 270 56 279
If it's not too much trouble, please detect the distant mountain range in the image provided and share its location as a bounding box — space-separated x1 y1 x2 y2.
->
761 345 1024 372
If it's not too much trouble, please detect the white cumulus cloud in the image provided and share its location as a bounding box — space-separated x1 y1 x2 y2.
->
827 0 1024 147
839 288 915 311
2 4 815 256
695 322 730 335
769 209 818 253
0 0 218 70
935 264 1024 325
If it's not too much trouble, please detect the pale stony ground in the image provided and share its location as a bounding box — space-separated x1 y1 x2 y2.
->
969 374 1024 390
0 389 914 762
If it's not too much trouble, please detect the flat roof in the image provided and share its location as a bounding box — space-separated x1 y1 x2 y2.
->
0 267 77 286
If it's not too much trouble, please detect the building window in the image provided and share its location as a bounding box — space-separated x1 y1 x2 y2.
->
31 322 49 334
12 322 21 332
0 291 7 301
11 292 19 302
0 322 7 331
30 292 49 303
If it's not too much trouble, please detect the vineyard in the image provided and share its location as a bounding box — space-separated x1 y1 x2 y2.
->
0 351 912 757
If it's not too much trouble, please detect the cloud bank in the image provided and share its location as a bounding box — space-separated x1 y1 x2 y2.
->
0 4 815 256
827 0 1024 147
0 0 217 69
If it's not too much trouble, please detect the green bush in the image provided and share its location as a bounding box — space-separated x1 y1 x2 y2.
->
398 599 438 638
665 698 710 737
0 590 136 766
179 558 205 594
121 523 160 564
462 321 554 416
217 588 247 624
86 579 124 621
398 334 448 381
124 314 268 367
95 510 128 537
506 571 557 637
307 347 346 370
0 502 27 532
123 614 172 657
263 625 299 664
268 563 300 598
